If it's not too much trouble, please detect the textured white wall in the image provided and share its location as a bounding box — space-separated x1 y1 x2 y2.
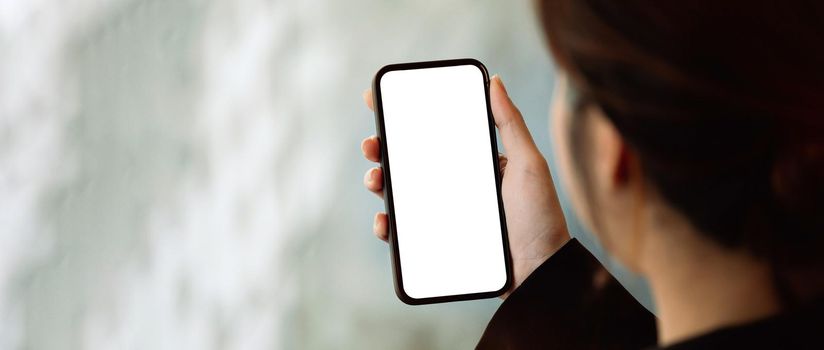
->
0 0 650 349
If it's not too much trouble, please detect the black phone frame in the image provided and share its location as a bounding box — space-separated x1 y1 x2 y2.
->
371 58 513 305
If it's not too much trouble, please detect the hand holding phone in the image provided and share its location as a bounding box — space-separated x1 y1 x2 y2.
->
362 59 570 304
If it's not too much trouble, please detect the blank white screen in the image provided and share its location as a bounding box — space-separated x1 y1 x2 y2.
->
380 64 507 300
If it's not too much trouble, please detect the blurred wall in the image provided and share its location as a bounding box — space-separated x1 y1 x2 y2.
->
0 0 651 349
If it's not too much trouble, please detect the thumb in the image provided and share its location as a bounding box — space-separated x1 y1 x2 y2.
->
489 75 540 159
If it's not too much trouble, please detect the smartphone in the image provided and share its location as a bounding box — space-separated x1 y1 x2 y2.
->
372 58 512 305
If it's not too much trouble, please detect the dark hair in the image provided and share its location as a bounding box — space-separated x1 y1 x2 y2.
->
538 0 824 299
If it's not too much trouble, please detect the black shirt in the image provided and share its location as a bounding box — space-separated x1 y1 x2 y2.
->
476 239 824 349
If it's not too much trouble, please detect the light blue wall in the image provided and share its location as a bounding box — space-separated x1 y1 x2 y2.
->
0 0 651 349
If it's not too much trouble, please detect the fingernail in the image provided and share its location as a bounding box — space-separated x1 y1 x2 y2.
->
370 168 379 182
494 74 508 94
374 213 381 232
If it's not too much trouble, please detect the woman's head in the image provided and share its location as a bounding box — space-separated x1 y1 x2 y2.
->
541 0 824 293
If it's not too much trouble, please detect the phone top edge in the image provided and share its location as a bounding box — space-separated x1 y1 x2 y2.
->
373 58 489 88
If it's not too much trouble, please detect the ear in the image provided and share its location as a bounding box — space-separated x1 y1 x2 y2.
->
614 142 634 188
587 107 635 195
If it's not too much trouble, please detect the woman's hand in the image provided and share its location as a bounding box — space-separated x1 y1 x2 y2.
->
361 75 571 298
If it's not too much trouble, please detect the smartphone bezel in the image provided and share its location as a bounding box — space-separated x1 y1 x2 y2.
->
371 58 513 305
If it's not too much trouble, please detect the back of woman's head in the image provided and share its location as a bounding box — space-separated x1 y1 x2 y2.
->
538 0 824 296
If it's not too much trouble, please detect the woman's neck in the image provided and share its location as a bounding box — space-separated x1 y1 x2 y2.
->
646 229 782 346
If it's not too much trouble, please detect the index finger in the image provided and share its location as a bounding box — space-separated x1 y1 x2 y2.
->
362 89 374 111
